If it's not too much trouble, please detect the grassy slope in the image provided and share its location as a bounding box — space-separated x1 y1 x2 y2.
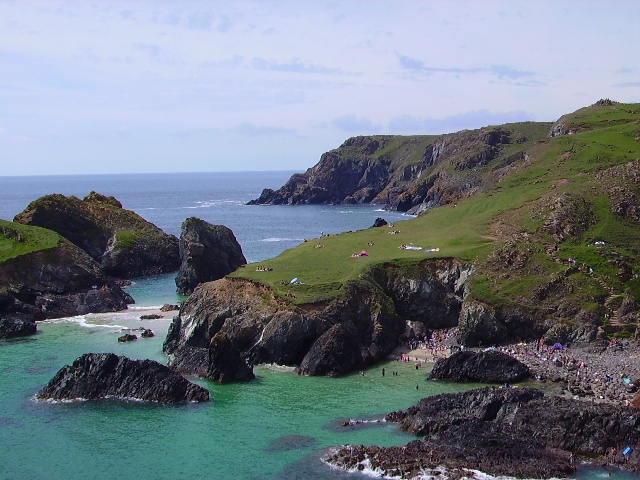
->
233 103 640 307
0 219 61 263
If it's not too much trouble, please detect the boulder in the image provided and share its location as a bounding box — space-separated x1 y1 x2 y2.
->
371 217 388 228
175 217 247 295
141 329 154 338
140 314 163 320
118 333 137 342
160 304 179 312
0 314 37 339
429 350 530 383
37 353 210 403
14 192 180 278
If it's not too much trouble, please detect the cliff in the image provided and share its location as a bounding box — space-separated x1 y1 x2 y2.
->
175 217 247 295
164 259 471 377
249 122 552 213
14 191 179 278
0 220 133 337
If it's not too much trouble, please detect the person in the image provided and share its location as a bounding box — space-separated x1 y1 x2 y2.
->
382 368 385 377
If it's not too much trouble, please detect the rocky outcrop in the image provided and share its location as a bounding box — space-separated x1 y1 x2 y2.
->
206 332 255 383
14 192 179 278
0 314 37 339
0 237 133 331
327 387 640 478
164 259 472 377
36 353 210 403
429 350 530 383
248 125 550 213
175 217 246 295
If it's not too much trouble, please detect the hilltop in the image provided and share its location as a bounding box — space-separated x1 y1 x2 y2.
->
167 100 640 378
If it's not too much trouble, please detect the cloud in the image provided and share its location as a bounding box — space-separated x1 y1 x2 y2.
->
228 123 292 136
614 82 640 88
251 57 346 75
397 54 535 80
388 110 536 135
330 115 380 133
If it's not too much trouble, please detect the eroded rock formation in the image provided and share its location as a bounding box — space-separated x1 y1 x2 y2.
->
175 217 246 295
429 350 530 383
37 353 210 403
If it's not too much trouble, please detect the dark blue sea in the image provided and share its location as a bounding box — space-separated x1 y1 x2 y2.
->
0 172 633 479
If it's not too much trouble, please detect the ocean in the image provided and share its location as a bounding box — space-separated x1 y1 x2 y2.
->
0 172 634 480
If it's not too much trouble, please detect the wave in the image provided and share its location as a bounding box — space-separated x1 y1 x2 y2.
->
126 305 164 311
260 237 302 242
41 315 127 330
258 363 297 373
182 199 244 209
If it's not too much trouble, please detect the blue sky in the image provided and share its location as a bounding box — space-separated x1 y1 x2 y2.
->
1 0 639 176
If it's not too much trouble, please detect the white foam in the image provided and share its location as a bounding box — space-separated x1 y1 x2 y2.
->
259 363 296 373
41 315 126 330
260 237 301 242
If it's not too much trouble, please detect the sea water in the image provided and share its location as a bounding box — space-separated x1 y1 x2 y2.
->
0 173 635 479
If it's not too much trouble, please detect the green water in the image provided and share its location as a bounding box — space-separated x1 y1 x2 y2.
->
2 309 637 479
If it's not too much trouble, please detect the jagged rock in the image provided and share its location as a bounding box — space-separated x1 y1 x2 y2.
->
140 314 163 320
175 217 246 295
457 299 507 346
206 332 255 383
118 333 137 342
160 303 179 312
36 353 209 403
141 329 154 338
429 350 530 383
14 192 180 278
164 259 471 377
0 235 133 326
371 217 388 227
327 387 640 478
0 314 37 339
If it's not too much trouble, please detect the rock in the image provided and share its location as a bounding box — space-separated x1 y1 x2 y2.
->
160 304 179 312
141 328 154 338
206 332 255 383
429 350 530 384
0 234 133 325
327 387 640 478
371 217 388 227
118 333 137 342
36 353 209 403
140 314 163 320
175 217 247 295
164 259 471 377
0 314 37 339
14 192 180 278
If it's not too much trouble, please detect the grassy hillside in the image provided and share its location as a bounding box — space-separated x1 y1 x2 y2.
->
233 102 640 314
0 219 61 263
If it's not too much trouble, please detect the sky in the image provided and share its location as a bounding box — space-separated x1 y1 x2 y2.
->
1 0 639 176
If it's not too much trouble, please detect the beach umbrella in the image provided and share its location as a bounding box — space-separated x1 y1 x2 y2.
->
290 278 298 284
360 251 368 256
553 343 563 350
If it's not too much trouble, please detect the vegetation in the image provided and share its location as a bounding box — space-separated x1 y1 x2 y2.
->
0 219 60 262
233 101 640 311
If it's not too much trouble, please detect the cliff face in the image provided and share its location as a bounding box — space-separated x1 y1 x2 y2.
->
14 192 180 278
249 123 551 213
0 237 133 335
175 217 247 295
163 259 471 377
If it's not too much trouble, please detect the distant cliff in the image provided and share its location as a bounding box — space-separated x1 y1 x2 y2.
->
14 191 179 278
249 123 552 213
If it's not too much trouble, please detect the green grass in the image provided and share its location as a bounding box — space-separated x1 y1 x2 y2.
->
232 102 640 307
0 219 61 262
114 229 143 250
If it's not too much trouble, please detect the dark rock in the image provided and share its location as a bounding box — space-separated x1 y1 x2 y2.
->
327 387 640 477
371 217 388 228
160 304 179 312
175 217 246 295
14 192 180 278
0 237 133 324
140 314 163 320
118 333 137 342
429 350 530 383
36 353 209 403
140 329 154 338
206 332 254 383
0 314 37 339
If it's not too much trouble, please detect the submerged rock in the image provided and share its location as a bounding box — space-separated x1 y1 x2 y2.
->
429 350 530 383
37 353 209 403
0 314 37 339
175 217 246 295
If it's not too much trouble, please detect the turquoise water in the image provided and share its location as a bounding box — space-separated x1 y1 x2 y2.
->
1 173 636 479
